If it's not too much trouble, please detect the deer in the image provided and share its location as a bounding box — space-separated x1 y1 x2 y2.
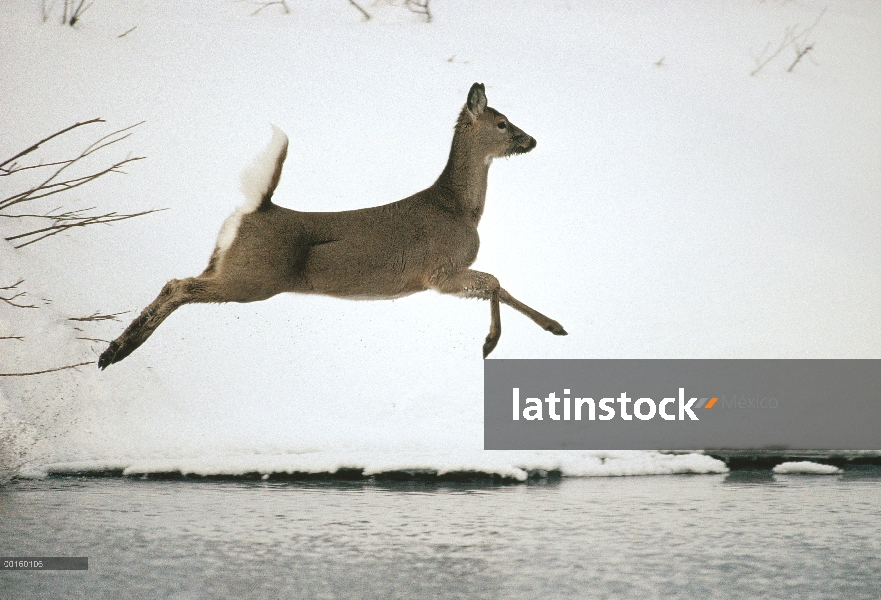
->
98 83 567 370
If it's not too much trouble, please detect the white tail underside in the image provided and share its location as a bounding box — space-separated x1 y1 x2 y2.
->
215 125 289 253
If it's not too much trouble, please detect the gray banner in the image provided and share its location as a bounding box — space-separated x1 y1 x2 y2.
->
484 360 881 450
1 557 88 570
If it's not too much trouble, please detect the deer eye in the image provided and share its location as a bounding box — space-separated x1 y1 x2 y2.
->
497 122 507 130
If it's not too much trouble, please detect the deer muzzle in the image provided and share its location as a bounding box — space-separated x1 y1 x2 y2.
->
511 134 536 155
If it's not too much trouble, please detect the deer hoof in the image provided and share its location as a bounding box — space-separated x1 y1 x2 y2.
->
483 335 499 358
98 341 120 370
546 321 567 336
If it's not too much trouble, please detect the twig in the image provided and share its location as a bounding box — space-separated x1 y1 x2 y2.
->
41 0 92 27
69 310 129 322
5 207 165 249
750 8 825 76
117 26 137 38
41 0 57 23
67 0 92 26
0 361 93 377
0 120 145 209
1 156 146 211
0 118 104 172
1 120 162 248
347 0 371 21
0 336 25 341
249 0 290 15
404 0 431 22
0 280 38 309
76 337 111 343
787 43 813 72
235 0 288 16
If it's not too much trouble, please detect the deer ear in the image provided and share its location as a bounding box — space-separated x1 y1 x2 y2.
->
467 83 487 118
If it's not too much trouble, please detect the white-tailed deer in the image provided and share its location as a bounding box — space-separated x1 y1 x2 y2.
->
98 83 566 369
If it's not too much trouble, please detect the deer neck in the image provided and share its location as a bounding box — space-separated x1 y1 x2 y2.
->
433 130 491 226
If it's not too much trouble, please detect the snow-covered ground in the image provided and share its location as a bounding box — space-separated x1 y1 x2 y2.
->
1 0 879 478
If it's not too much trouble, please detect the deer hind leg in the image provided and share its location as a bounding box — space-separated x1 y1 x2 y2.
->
98 276 225 369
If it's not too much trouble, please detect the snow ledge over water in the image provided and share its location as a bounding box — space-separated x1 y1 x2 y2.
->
28 450 728 481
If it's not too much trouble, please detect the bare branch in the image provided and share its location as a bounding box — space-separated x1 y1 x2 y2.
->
0 361 93 377
750 8 825 76
0 118 104 172
5 207 166 248
404 0 431 22
45 0 91 26
1 159 83 177
249 0 290 15
0 280 38 309
0 335 25 341
1 120 163 248
41 0 55 23
69 310 130 322
787 43 814 72
347 0 371 21
0 279 25 291
117 25 137 38
0 156 146 211
0 120 145 211
68 0 93 26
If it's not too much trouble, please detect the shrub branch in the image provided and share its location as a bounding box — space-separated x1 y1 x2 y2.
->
0 280 37 309
1 120 165 248
0 361 94 377
750 8 826 76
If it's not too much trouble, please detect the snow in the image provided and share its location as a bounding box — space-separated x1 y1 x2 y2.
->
2 0 880 478
773 461 842 475
33 450 727 481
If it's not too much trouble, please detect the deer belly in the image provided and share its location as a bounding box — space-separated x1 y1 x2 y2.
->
300 241 429 299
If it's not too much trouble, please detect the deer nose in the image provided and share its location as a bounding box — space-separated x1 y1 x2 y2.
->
520 136 536 151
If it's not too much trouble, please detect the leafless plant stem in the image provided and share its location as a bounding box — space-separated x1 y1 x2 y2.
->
67 0 92 25
1 120 163 248
750 8 825 76
0 118 104 173
0 280 37 309
787 43 814 72
348 0 371 20
404 0 431 22
248 0 290 15
69 310 128 322
0 361 93 377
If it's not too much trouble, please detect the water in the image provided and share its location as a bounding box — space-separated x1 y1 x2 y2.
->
2 471 881 599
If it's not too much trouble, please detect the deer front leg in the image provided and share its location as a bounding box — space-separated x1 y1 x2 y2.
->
433 269 503 357
499 289 567 336
433 269 568 357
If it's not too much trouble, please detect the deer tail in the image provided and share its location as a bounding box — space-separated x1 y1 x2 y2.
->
215 125 289 254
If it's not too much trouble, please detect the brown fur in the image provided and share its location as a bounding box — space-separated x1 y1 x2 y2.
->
98 83 566 369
